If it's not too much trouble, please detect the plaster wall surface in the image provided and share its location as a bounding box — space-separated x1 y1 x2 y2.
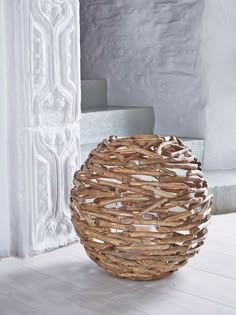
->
201 0 236 169
80 0 206 139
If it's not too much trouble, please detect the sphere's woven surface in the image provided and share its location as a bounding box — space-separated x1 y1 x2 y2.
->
71 135 212 280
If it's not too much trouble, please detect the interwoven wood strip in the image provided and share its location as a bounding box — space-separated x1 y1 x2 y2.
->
71 135 212 280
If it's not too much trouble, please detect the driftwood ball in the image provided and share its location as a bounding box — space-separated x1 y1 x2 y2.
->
71 135 212 280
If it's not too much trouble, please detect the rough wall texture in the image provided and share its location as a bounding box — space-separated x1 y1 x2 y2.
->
202 0 236 169
80 0 205 138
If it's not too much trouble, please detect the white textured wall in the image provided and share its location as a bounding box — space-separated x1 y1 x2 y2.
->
202 0 236 169
81 0 206 138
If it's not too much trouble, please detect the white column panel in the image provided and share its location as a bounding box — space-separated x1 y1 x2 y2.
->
1 0 81 256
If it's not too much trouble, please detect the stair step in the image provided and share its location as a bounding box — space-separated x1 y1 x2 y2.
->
204 170 236 215
81 80 107 108
180 138 205 166
80 105 154 145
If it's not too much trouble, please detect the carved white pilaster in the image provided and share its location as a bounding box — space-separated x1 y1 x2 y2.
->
1 0 81 256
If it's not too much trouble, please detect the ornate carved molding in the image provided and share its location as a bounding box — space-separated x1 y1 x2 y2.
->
29 0 80 252
31 126 80 251
2 0 81 255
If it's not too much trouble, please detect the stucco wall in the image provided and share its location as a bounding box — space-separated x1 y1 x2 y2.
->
201 0 236 169
80 0 206 138
81 0 236 169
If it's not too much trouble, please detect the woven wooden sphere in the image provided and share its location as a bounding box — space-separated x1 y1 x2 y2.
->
71 135 212 280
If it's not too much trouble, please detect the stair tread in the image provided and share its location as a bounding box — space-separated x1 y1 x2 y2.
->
180 137 204 141
82 105 152 113
204 169 236 187
82 136 205 141
82 79 106 82
80 106 154 145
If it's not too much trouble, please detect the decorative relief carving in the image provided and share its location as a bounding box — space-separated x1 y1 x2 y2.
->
66 21 76 87
33 127 80 249
27 0 80 251
39 87 72 126
42 127 73 157
32 24 45 89
31 0 75 126
38 0 70 29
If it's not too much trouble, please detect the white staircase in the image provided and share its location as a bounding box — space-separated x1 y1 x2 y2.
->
80 79 235 215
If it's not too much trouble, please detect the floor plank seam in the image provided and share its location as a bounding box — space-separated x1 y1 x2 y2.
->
186 265 236 280
203 249 236 258
165 285 236 310
20 259 236 309
0 292 46 315
114 299 151 315
20 263 118 296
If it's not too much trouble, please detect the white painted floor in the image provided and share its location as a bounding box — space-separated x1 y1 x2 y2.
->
0 214 236 315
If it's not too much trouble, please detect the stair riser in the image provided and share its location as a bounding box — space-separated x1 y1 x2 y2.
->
81 80 107 108
204 170 236 214
209 186 236 215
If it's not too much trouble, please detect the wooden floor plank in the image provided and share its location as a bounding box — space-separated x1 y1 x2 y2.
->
188 248 236 279
108 285 236 315
0 293 44 315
